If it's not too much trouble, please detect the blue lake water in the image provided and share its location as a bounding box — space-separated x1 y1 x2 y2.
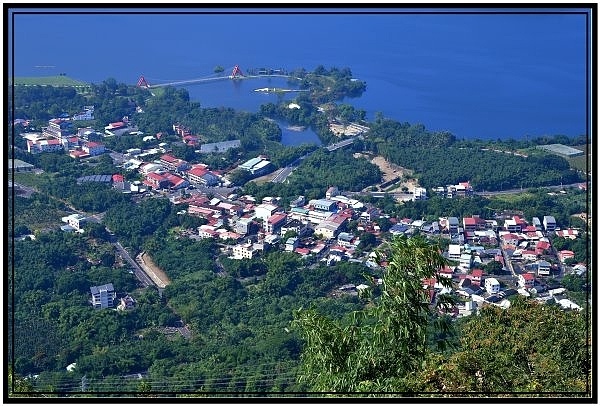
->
9 8 590 141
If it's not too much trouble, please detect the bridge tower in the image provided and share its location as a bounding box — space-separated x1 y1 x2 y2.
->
231 65 244 79
137 75 150 88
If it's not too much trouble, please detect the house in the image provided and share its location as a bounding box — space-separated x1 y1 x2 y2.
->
315 213 347 240
439 266 454 279
413 187 427 200
104 121 130 136
72 106 94 121
254 203 280 222
531 217 543 231
522 250 538 261
389 224 409 236
232 242 258 259
459 253 473 270
61 213 87 232
572 264 587 276
217 202 242 217
163 173 189 190
536 260 552 276
543 215 557 232
535 240 551 255
463 215 487 232
234 217 256 235
447 244 461 260
198 224 219 239
117 295 136 311
281 219 311 238
518 273 535 289
337 232 356 248
484 277 500 295
27 138 64 154
159 154 190 172
143 172 170 190
187 166 220 186
470 269 484 286
285 237 299 252
311 199 338 212
556 229 579 239
447 217 459 234
558 250 575 264
289 195 306 208
504 216 526 233
43 118 73 140
83 141 105 156
90 283 116 309
265 213 288 235
359 207 380 223
501 233 520 246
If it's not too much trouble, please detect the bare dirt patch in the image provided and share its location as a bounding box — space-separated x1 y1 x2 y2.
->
354 153 420 192
139 252 171 288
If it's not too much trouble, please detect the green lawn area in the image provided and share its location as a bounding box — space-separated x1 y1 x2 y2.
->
489 191 535 204
12 75 90 89
12 172 52 189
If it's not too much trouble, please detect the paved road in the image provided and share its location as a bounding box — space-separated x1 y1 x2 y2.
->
112 239 155 288
271 166 293 183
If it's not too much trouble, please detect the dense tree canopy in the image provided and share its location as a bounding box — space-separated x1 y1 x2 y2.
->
292 235 456 392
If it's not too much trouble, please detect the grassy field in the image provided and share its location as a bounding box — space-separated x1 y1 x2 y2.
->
12 75 90 88
567 144 590 172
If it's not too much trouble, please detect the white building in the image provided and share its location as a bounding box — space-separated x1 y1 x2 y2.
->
254 203 280 222
232 243 258 259
90 283 116 309
61 213 87 232
484 277 501 295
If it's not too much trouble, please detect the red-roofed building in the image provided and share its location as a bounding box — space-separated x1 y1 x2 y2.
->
265 213 288 234
144 172 169 190
463 216 487 232
535 240 551 255
501 233 520 245
186 165 219 186
112 174 125 183
294 247 311 256
69 149 89 159
518 272 535 289
83 141 105 156
522 250 538 261
106 121 126 130
439 266 454 279
558 250 575 263
183 135 199 146
470 269 484 285
160 154 190 172
556 229 579 240
164 173 189 190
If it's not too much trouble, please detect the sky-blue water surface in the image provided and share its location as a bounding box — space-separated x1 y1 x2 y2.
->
9 8 590 140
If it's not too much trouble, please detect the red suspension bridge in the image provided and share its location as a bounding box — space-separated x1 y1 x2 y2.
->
137 65 295 89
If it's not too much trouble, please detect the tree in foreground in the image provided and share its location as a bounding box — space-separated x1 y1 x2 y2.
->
410 296 591 396
293 234 592 397
292 234 456 393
